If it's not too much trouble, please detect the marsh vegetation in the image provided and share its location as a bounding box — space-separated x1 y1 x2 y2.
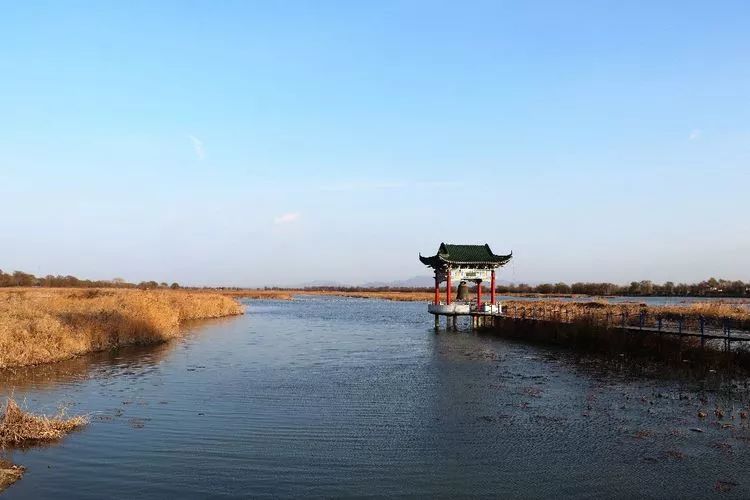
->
0 288 243 368
0 397 87 492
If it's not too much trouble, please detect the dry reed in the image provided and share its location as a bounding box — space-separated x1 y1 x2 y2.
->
299 290 432 302
0 288 244 368
0 397 88 492
216 289 295 300
0 398 87 448
502 299 750 327
0 458 24 492
291 290 750 326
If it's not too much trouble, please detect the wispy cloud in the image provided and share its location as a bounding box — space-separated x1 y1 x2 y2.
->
689 129 701 141
188 134 206 160
414 180 464 189
320 181 407 192
274 212 301 224
319 180 461 192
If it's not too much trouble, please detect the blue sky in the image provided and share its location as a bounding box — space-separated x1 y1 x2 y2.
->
1 1 748 286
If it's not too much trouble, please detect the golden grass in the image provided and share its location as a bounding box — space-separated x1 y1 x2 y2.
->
0 458 24 492
216 289 295 300
0 397 88 492
0 398 87 449
0 288 243 368
502 299 750 325
299 290 433 302
290 290 750 326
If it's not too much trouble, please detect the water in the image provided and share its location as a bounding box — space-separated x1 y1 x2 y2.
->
3 296 750 498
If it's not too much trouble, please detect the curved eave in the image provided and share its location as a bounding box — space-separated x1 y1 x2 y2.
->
419 252 513 268
419 254 443 268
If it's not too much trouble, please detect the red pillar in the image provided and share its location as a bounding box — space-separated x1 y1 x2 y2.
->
490 270 496 305
434 275 439 305
446 268 452 305
477 281 482 309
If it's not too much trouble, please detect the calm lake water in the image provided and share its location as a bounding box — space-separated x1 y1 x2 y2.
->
3 296 750 498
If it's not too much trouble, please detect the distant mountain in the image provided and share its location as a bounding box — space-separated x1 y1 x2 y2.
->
288 276 523 289
296 280 349 288
361 276 518 288
361 275 435 288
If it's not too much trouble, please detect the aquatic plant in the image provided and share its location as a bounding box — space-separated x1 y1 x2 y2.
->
0 458 25 492
0 398 87 448
0 398 88 492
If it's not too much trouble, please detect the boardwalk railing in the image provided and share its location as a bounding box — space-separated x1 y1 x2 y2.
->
501 304 750 348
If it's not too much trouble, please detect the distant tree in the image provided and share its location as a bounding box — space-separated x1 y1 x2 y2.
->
515 283 532 293
639 280 654 296
170 282 180 289
535 283 554 294
12 271 35 287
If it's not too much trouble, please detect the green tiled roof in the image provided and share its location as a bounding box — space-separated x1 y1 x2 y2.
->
419 243 512 268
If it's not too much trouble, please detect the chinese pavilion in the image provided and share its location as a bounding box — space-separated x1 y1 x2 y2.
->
419 243 512 324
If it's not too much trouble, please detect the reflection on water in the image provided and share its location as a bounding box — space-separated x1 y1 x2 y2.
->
0 315 239 394
2 296 750 498
0 344 171 394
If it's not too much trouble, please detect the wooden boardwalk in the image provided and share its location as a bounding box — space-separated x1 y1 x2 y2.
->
437 304 750 349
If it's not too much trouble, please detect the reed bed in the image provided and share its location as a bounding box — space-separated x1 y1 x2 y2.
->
296 290 750 327
0 288 244 368
215 289 295 300
301 290 433 302
502 300 750 330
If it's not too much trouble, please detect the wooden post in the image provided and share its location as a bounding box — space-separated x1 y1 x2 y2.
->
446 268 452 305
434 276 439 305
725 318 730 352
476 281 482 309
490 270 496 305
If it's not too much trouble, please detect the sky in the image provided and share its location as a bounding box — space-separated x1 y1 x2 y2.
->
1 1 748 287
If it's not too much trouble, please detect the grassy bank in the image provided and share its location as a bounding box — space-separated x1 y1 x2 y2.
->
300 290 432 301
0 288 243 368
502 299 750 330
282 290 750 326
215 289 295 300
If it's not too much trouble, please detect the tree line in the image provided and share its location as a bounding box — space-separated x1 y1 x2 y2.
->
0 270 180 290
494 278 749 297
280 277 750 297
2 268 748 297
